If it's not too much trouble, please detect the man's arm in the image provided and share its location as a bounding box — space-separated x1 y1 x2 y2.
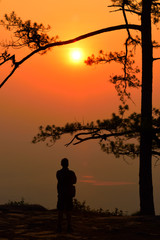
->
56 170 60 180
72 171 77 184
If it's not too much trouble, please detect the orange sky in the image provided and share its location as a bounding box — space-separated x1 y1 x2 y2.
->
0 0 160 214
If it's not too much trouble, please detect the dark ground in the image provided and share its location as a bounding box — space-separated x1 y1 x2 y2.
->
0 208 160 240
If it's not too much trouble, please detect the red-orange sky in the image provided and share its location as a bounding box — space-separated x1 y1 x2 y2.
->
0 0 160 214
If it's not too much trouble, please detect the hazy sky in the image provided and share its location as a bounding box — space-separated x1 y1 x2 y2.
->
0 0 160 214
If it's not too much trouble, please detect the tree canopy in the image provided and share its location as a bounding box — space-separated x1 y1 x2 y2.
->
32 107 160 160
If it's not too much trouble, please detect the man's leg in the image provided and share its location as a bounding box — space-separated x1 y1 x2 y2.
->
66 211 72 232
57 210 63 232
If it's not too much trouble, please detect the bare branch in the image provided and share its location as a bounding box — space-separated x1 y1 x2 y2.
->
153 155 160 166
152 151 160 156
0 54 16 66
0 49 39 88
109 7 141 15
108 2 142 15
122 1 131 38
0 23 141 88
65 130 136 146
153 57 160 61
65 130 101 146
0 66 18 87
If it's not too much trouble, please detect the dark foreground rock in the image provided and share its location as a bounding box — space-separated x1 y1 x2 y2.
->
0 208 160 239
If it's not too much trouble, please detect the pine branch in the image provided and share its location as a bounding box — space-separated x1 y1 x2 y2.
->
0 24 141 88
65 130 136 146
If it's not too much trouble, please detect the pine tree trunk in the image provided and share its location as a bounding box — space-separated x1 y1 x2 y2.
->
139 0 155 215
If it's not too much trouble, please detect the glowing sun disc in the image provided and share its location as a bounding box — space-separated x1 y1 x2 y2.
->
72 50 81 60
70 48 83 62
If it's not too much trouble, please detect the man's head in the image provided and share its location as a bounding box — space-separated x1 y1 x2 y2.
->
61 158 69 168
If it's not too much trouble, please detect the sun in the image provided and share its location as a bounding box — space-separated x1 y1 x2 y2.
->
70 48 83 63
72 51 81 60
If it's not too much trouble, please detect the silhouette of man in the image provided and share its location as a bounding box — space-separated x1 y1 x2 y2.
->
56 158 77 233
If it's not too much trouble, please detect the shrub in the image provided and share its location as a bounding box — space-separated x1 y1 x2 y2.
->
0 198 47 211
73 199 124 216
